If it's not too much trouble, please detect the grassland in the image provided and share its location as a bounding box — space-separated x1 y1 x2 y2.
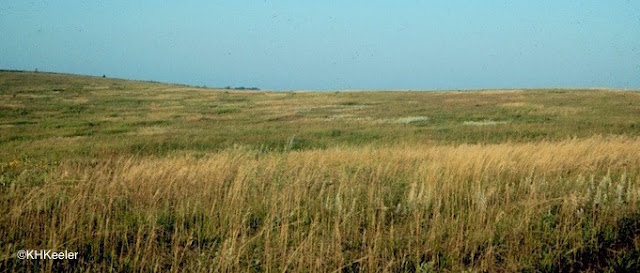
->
1 71 640 272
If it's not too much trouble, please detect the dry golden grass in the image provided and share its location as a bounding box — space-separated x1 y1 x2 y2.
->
2 136 640 272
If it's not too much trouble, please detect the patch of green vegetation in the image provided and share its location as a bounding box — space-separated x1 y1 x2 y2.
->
3 72 639 160
215 107 239 114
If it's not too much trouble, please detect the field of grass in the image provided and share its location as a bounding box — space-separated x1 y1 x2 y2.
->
1 71 640 272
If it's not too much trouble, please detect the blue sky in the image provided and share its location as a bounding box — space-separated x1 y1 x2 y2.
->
1 1 639 91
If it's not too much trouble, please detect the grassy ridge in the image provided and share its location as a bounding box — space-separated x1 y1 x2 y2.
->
1 72 640 272
2 72 640 161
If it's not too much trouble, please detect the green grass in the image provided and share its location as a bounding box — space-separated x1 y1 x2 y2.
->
2 72 640 163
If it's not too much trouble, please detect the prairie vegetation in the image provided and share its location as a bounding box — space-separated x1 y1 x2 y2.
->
1 71 640 272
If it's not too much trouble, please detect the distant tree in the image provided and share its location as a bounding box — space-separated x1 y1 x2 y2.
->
102 75 106 78
231 86 260 91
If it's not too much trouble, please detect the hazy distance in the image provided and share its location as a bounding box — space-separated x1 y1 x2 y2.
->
1 1 639 91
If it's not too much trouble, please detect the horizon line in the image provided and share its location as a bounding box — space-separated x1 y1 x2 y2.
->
1 68 637 93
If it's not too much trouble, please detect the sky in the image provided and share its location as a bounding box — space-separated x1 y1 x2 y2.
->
1 1 639 91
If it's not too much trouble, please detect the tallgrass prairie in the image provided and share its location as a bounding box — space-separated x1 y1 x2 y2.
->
1 71 640 272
